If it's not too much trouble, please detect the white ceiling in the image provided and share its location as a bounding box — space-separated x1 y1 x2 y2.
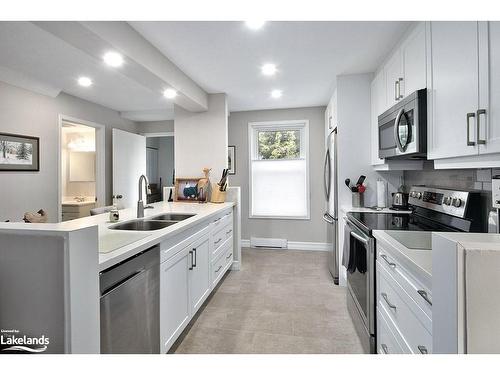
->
0 22 174 119
130 21 412 112
0 21 411 121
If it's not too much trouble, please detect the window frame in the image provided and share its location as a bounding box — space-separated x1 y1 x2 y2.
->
248 120 310 220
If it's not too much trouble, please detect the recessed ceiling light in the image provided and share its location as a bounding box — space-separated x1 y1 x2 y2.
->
103 52 124 67
271 89 283 98
261 63 277 76
77 77 93 87
245 20 266 30
163 88 177 99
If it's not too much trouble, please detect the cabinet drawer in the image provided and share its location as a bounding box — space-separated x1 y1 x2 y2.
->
377 303 408 354
377 247 432 319
377 266 432 354
212 222 233 255
211 242 233 288
211 211 232 231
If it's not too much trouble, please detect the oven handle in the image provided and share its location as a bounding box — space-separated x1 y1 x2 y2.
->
345 218 370 245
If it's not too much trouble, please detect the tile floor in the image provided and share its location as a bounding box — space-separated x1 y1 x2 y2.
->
170 248 364 354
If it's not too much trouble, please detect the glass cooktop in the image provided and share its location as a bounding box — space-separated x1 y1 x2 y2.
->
347 211 457 235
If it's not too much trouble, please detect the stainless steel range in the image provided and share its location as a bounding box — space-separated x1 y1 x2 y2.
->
344 186 487 353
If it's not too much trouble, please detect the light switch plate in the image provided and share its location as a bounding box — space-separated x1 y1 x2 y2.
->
493 175 500 209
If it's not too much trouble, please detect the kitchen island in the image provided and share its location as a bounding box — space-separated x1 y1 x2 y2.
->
0 200 239 354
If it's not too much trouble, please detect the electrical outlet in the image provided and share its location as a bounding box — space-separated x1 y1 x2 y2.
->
493 175 500 209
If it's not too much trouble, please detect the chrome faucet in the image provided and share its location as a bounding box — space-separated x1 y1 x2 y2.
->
137 174 151 218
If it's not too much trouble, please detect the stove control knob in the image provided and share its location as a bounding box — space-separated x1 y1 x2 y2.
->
452 198 462 208
444 197 452 205
416 192 422 199
410 191 415 198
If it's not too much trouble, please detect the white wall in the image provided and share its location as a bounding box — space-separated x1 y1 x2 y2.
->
337 74 402 210
228 106 328 243
138 120 174 134
0 81 138 222
174 93 228 178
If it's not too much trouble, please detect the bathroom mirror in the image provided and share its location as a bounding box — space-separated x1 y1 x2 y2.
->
69 151 95 182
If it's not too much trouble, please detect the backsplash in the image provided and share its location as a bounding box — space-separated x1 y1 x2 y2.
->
404 163 498 210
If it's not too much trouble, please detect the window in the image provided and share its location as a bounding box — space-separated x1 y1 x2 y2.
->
249 120 309 219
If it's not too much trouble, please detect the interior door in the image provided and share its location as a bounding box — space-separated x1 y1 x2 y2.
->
112 129 146 209
428 21 479 159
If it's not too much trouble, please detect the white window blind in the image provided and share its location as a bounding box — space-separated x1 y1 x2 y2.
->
249 120 309 219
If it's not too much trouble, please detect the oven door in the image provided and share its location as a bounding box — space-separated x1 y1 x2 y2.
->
345 219 375 337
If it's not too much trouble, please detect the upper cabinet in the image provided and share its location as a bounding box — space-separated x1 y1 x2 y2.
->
427 21 480 159
428 21 500 167
371 70 386 166
401 23 427 98
383 23 427 112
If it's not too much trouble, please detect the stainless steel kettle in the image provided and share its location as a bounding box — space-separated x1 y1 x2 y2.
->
391 192 409 210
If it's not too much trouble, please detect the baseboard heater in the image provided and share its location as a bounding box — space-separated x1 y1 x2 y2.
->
250 237 288 249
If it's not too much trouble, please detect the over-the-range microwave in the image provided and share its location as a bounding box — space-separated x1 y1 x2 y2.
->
378 89 427 160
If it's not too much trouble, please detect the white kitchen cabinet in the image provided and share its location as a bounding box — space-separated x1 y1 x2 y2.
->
371 70 386 166
427 21 480 160
478 21 500 156
401 22 426 98
188 234 211 315
428 21 500 167
160 245 191 352
384 50 403 109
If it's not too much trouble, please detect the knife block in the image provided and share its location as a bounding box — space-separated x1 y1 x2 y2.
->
210 183 226 203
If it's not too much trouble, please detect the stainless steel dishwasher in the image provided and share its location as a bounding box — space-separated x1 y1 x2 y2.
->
100 245 160 354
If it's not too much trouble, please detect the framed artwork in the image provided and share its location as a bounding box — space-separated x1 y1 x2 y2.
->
174 178 206 202
0 133 40 171
228 145 236 175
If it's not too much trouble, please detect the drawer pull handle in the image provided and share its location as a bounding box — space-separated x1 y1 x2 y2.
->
417 290 432 306
214 238 222 245
381 292 397 310
380 254 396 268
381 344 389 354
215 265 223 273
418 345 428 354
226 229 232 235
226 252 233 260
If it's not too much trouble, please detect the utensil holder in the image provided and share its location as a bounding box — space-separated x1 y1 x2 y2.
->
352 192 364 208
210 184 226 203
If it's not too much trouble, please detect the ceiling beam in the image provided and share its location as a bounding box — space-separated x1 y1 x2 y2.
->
33 21 208 112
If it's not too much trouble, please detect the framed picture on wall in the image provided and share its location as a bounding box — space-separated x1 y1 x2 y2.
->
0 132 40 171
228 145 236 175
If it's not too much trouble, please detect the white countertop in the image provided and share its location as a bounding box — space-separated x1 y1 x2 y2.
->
373 229 432 287
62 197 96 206
0 201 235 271
433 232 500 251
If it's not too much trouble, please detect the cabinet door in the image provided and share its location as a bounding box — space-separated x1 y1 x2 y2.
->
402 23 426 97
385 50 403 109
371 70 386 165
428 21 479 159
189 234 211 315
160 247 190 352
478 21 500 155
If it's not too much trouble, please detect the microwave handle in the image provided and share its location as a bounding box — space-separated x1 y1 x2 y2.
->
393 108 405 152
394 81 399 101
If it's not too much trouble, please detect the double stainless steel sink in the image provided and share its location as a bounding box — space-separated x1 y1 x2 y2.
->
109 213 196 231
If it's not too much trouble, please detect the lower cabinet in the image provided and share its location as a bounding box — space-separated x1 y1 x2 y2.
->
189 234 211 315
376 244 432 354
160 210 234 353
160 246 191 352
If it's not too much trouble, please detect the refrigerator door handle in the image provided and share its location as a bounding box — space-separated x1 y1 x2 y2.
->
324 149 331 201
323 212 334 224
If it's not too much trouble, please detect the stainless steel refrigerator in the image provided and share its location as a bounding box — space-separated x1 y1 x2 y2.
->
323 128 338 284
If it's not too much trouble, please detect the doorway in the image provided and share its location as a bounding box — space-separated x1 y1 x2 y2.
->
144 133 175 203
58 115 105 222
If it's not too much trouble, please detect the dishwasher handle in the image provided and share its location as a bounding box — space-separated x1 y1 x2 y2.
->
101 268 145 297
